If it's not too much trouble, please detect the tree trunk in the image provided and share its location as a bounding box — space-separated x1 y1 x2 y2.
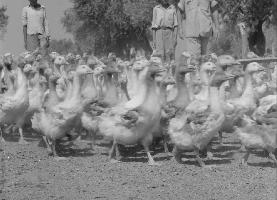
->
238 23 249 58
248 20 266 57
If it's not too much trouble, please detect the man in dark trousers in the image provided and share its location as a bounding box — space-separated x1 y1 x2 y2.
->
22 0 50 52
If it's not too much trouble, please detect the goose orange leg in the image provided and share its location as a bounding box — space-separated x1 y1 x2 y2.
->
268 152 277 166
142 135 160 166
172 146 182 163
109 139 121 163
42 136 52 154
194 148 205 167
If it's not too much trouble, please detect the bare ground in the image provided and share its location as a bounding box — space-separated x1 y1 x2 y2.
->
0 131 276 200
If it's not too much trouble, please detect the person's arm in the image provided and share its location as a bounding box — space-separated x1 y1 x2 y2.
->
177 0 185 39
177 8 184 39
22 7 28 50
43 7 50 47
211 0 220 39
173 9 178 46
151 7 158 50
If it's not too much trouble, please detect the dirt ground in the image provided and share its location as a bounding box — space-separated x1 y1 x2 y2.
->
0 131 276 200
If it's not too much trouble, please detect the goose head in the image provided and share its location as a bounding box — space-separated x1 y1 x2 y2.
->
67 71 75 82
75 65 94 76
23 64 37 75
245 62 266 75
38 76 48 90
210 71 236 89
94 66 105 76
200 53 218 63
36 54 42 62
3 53 14 70
217 55 240 71
87 55 98 69
199 61 217 84
49 52 59 62
158 73 176 87
49 73 60 83
133 58 149 72
66 53 75 64
75 54 81 62
54 56 68 66
24 53 36 65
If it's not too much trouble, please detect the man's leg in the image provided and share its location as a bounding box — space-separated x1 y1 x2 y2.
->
39 37 49 56
155 29 165 59
200 37 210 56
26 34 40 52
164 29 174 63
186 37 201 58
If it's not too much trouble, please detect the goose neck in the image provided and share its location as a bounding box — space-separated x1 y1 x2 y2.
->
209 86 223 113
241 73 254 98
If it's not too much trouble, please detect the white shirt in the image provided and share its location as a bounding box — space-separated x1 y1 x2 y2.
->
22 5 50 36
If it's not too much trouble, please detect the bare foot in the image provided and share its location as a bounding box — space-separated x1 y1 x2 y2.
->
18 138 29 145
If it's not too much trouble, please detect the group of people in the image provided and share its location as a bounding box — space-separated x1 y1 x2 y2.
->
151 0 219 62
22 0 219 62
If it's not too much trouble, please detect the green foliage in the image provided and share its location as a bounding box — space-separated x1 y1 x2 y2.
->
219 0 274 25
209 24 241 58
62 0 155 56
49 39 79 55
0 6 8 36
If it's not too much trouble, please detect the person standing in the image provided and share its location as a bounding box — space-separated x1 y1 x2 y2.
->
152 0 178 63
177 0 219 58
22 0 50 52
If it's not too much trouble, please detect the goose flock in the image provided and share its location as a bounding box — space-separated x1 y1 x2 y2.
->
0 49 276 169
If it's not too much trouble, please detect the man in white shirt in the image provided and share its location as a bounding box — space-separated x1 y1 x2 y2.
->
22 0 50 52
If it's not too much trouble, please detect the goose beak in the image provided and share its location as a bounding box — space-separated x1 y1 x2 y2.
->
187 65 196 72
257 65 266 72
225 72 236 80
148 65 165 74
